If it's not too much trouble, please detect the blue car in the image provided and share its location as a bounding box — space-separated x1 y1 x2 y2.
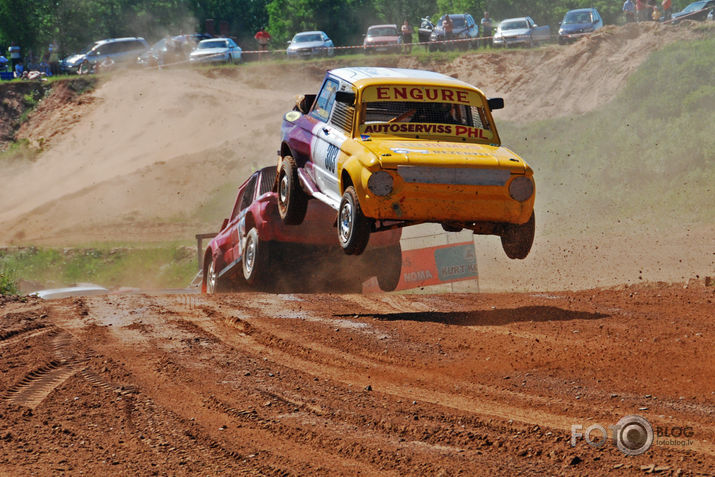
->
558 8 604 44
671 0 715 23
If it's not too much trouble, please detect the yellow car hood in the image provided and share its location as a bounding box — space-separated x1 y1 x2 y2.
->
361 139 528 174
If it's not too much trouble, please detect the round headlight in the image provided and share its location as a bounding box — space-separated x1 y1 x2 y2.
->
509 176 534 202
367 171 394 196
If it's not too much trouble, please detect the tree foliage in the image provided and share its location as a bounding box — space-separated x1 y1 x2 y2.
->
0 0 697 58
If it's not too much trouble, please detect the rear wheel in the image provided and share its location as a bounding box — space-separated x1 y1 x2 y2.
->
501 213 535 260
338 186 371 255
376 244 402 292
242 228 270 286
277 156 308 225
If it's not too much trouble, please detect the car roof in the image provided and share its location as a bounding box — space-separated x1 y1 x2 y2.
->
566 8 596 13
96 37 145 45
500 17 530 22
329 67 480 91
368 24 398 29
200 37 230 42
295 31 326 36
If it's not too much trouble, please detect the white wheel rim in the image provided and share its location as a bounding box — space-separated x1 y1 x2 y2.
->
339 200 353 244
207 262 217 293
244 236 256 274
279 174 289 205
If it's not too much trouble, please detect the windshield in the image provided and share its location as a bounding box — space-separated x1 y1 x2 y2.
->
359 85 492 142
294 33 323 43
368 27 398 37
439 15 466 28
501 20 528 30
199 40 227 49
563 11 592 24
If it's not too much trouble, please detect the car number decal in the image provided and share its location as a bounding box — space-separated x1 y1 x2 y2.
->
325 144 339 174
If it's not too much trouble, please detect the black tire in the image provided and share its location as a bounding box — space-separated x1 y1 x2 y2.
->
338 186 371 255
242 227 270 286
376 244 402 292
277 156 308 225
205 259 230 294
501 213 535 260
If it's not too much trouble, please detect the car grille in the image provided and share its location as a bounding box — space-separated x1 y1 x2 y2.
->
397 166 510 186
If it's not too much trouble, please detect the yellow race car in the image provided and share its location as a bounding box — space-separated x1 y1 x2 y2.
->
277 67 535 258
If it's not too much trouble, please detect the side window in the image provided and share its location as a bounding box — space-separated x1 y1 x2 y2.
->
310 78 339 122
258 167 276 196
231 175 257 219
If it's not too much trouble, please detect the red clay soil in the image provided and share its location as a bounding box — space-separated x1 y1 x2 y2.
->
1 282 713 475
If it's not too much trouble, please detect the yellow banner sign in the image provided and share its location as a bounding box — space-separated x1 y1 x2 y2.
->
360 122 492 140
362 85 483 106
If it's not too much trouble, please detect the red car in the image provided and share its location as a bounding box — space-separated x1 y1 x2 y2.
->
202 166 403 293
363 24 402 53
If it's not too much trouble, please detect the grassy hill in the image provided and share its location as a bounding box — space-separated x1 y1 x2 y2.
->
499 35 715 229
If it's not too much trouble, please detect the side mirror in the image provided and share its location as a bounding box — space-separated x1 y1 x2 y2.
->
286 40 291 45
487 97 504 110
220 218 229 230
335 91 356 106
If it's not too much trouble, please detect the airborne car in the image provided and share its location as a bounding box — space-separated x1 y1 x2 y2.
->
202 166 402 293
277 67 535 259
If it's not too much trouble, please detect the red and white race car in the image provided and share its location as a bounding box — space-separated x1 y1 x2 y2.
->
202 166 403 293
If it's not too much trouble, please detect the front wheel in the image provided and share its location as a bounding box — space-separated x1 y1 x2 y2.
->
242 228 270 286
338 186 371 255
205 259 230 293
376 244 402 291
277 156 308 225
501 213 535 260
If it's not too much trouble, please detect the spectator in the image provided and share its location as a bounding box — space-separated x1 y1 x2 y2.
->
8 42 21 70
443 15 454 42
48 41 59 76
14 60 23 78
646 0 656 21
0 55 8 72
636 0 645 21
401 20 412 53
662 0 672 20
480 11 493 47
623 0 636 23
254 27 271 51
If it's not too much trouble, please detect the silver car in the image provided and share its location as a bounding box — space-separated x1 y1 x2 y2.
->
286 31 335 58
493 17 551 48
189 38 242 64
61 37 149 73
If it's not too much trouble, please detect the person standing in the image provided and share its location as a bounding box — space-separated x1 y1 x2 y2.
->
636 0 645 21
254 26 271 60
480 12 493 48
8 42 21 71
623 0 636 23
401 20 412 53
662 0 672 20
442 14 454 50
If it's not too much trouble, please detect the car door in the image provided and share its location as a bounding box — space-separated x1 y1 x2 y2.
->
223 174 257 267
466 15 478 38
309 77 344 204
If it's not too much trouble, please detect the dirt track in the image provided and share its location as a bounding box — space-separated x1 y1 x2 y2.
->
1 282 713 475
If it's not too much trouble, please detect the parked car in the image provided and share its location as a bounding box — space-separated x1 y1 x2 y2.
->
138 33 212 67
363 24 402 53
418 17 436 43
558 8 603 44
286 31 335 58
61 37 149 74
429 13 479 50
202 166 403 293
671 0 715 23
277 67 535 259
492 17 551 48
189 38 241 64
